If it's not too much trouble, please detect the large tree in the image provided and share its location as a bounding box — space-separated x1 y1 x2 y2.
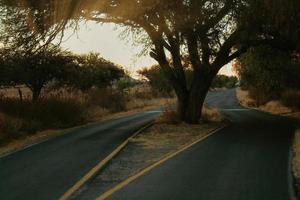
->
2 0 300 123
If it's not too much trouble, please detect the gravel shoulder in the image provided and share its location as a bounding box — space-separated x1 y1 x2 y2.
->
71 121 226 199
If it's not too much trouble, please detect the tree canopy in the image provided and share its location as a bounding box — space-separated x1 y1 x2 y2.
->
1 0 299 123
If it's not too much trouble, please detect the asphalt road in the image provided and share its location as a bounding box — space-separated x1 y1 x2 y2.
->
109 89 297 200
0 110 161 200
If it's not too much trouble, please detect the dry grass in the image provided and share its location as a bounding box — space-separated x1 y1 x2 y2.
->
156 105 223 124
236 88 300 119
0 127 78 156
236 88 256 107
129 122 221 149
126 97 175 110
202 106 224 122
259 100 292 115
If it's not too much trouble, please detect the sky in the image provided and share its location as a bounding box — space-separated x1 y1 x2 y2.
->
60 21 233 76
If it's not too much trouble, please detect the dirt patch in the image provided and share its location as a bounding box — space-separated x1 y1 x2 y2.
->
71 121 226 199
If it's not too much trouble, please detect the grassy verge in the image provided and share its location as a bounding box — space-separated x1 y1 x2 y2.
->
236 88 300 119
70 107 226 199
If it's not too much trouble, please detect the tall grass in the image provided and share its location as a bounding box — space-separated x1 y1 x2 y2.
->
0 96 87 142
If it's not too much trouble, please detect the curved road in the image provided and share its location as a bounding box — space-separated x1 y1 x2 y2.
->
108 89 297 200
0 110 161 200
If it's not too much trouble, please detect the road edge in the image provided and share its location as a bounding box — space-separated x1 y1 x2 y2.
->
96 124 227 200
59 122 154 200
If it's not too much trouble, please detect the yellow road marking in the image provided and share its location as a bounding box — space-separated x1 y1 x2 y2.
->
96 125 226 200
59 123 153 200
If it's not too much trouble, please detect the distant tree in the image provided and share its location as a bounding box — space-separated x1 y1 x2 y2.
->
66 53 125 91
115 75 139 94
211 75 238 89
238 45 298 105
138 65 173 96
0 46 75 101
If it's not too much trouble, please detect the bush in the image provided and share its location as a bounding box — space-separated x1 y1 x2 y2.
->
156 107 180 124
211 75 238 89
138 65 174 96
238 45 294 105
281 90 300 110
0 96 87 138
87 88 127 112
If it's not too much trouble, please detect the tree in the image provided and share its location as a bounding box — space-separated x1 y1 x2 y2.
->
3 0 300 123
138 65 173 96
0 46 76 101
211 75 238 89
237 45 300 105
65 53 125 91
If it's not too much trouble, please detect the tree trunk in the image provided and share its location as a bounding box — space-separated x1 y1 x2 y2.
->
31 87 42 102
175 71 214 124
18 88 23 102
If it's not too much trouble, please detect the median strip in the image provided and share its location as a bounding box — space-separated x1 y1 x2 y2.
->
59 122 154 200
96 125 226 200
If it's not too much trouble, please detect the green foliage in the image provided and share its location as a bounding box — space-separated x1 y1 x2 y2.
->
238 45 300 104
138 65 173 96
115 76 139 93
65 53 125 91
211 75 238 89
0 46 76 100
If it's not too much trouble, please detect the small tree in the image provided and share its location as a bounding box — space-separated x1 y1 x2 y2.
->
238 45 293 105
65 53 125 91
138 65 173 96
0 46 75 101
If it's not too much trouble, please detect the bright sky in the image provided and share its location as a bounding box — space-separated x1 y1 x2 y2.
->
60 21 233 76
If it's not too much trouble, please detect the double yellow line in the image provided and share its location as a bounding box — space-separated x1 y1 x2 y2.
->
60 124 226 200
59 123 153 200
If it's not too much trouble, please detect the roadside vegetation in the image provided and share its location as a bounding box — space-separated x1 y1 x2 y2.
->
235 45 300 118
235 44 300 197
0 46 176 147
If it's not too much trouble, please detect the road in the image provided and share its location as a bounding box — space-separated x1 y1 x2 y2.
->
108 89 297 200
0 110 161 200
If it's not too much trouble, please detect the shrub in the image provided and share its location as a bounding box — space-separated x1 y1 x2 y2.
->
0 96 87 136
87 88 127 112
238 45 295 105
156 107 180 124
281 90 300 110
211 75 238 89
